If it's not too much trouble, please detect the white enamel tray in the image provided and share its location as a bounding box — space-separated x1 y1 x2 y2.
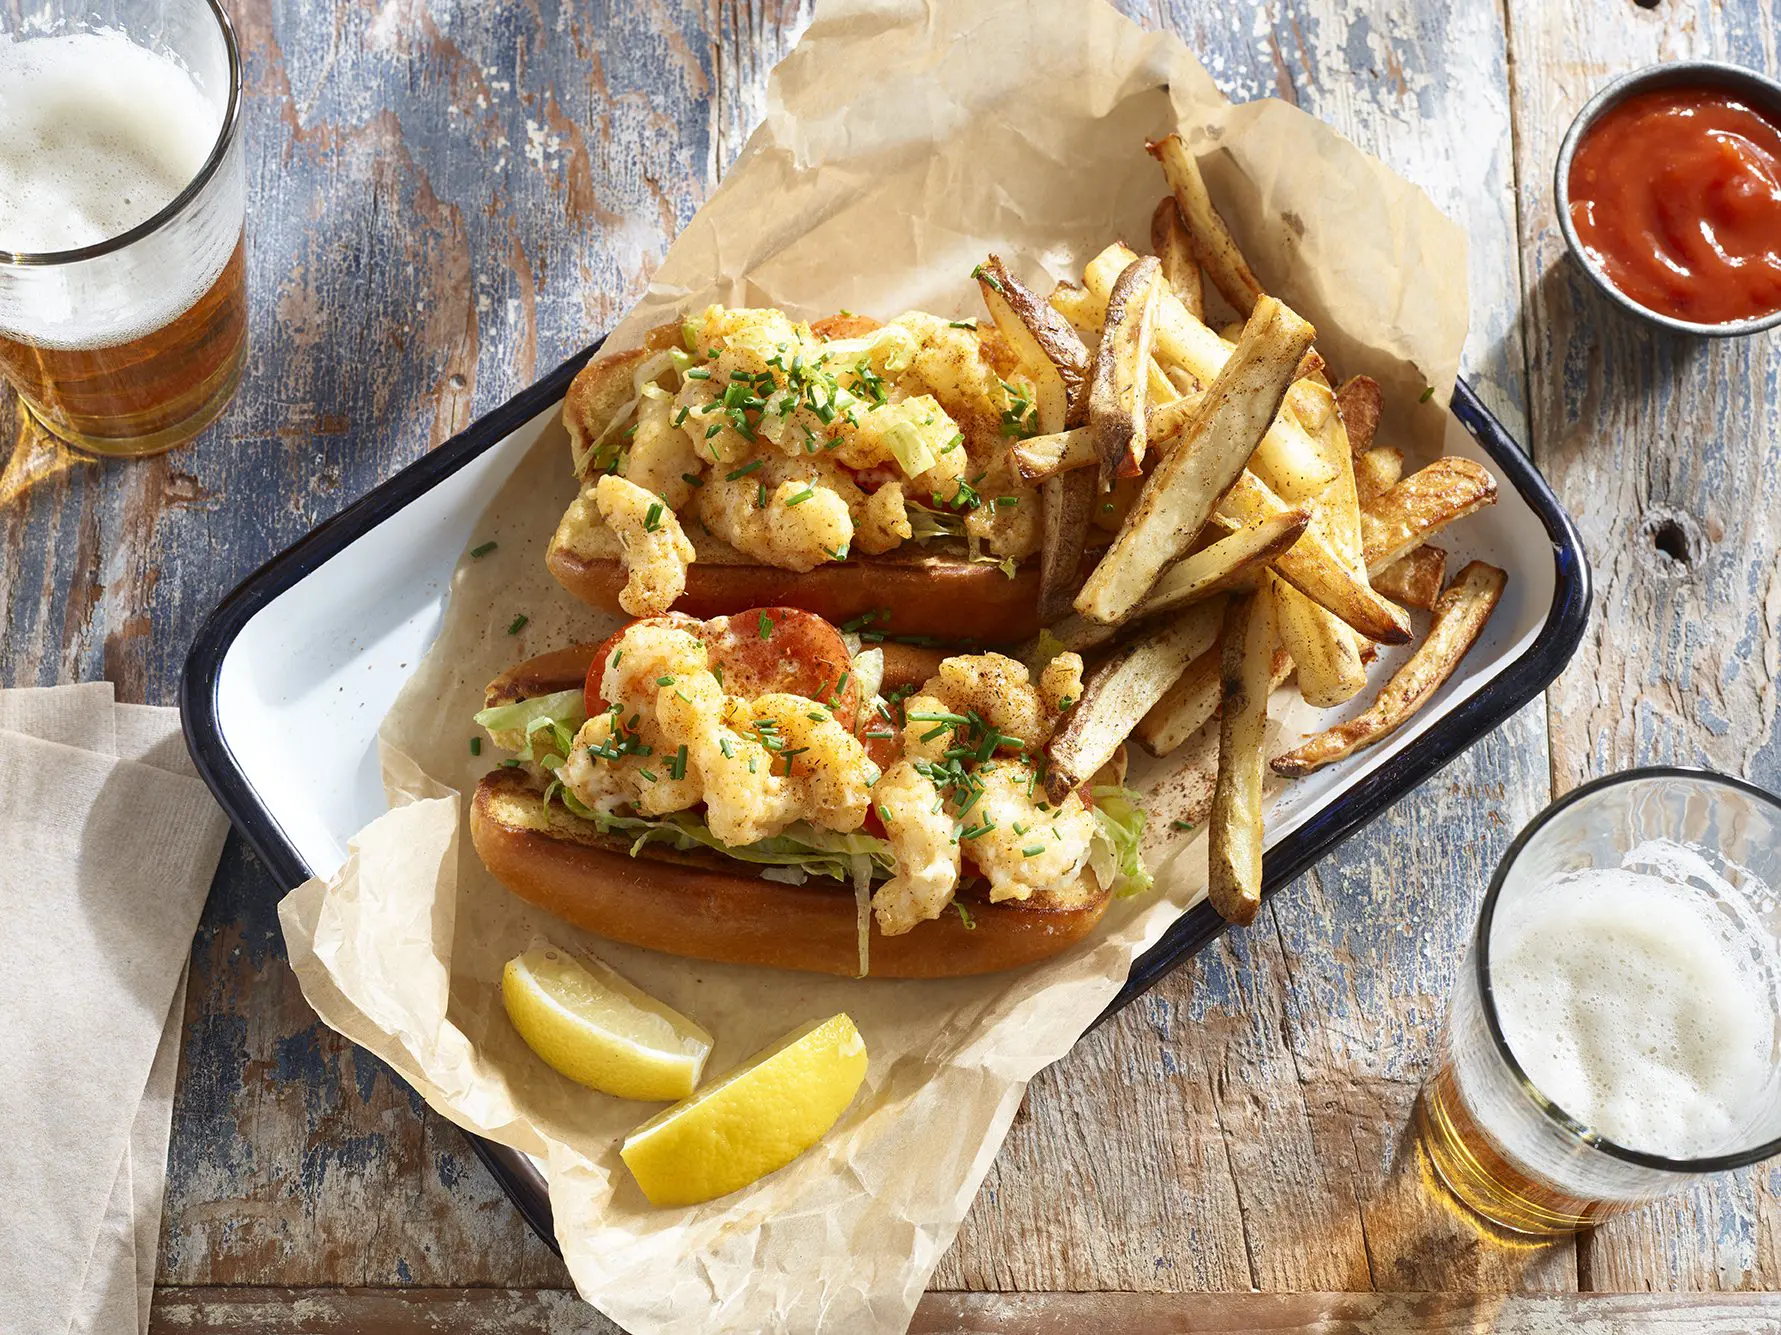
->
181 345 1590 1246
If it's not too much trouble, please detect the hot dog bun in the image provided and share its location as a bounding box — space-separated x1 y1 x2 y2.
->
471 638 1110 977
470 767 1111 978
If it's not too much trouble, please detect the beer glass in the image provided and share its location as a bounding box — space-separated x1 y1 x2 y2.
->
0 0 247 457
1417 768 1781 1235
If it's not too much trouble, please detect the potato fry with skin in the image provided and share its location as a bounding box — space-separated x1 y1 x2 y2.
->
1360 457 1498 570
1208 590 1276 925
1043 601 1223 803
1139 643 1292 759
1218 473 1412 644
1037 506 1308 655
1151 195 1205 322
1049 280 1102 341
1354 445 1404 506
1148 134 1266 317
1089 256 1162 483
1273 562 1507 777
1373 545 1446 610
1135 644 1219 757
1272 573 1366 707
1013 391 1206 483
976 255 1095 623
1336 375 1384 455
1084 243 1338 495
1075 296 1316 626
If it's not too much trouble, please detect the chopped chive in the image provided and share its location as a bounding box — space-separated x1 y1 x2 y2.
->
993 495 1019 508
470 737 482 755
726 459 764 480
612 650 623 666
507 614 528 635
705 424 722 439
685 367 711 380
501 758 521 769
667 744 688 781
785 486 815 507
644 501 664 532
948 318 977 329
756 481 768 509
1420 385 1436 403
713 665 724 687
656 674 676 686
955 902 976 929
681 472 704 488
1022 844 1045 858
469 540 498 558
758 612 773 639
720 737 735 759
1171 819 1194 831
639 769 658 782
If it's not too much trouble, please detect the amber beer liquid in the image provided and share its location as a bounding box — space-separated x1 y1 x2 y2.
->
1416 771 1781 1237
0 12 246 457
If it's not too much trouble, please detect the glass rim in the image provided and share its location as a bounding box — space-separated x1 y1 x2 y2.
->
0 0 243 268
1474 764 1781 1174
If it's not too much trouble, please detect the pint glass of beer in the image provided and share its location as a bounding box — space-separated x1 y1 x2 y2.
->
1417 768 1781 1235
0 0 246 457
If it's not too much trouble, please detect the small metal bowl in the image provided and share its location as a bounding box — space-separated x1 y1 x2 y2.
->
1554 60 1781 338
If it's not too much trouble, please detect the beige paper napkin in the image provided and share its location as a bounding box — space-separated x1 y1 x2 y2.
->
278 0 1468 1330
0 686 227 1335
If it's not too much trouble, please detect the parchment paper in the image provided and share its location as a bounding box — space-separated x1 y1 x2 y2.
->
277 0 1467 1330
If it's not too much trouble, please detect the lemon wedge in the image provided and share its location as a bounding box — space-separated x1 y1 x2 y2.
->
501 946 713 1101
620 1013 868 1207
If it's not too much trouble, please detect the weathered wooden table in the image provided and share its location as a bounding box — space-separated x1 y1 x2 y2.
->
4 0 1779 1329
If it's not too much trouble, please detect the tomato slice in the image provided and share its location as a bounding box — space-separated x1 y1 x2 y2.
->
583 608 863 729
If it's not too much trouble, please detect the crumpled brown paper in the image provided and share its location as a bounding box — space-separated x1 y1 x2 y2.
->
277 0 1467 1330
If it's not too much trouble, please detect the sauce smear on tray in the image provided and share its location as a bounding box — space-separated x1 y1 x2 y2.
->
1567 87 1781 325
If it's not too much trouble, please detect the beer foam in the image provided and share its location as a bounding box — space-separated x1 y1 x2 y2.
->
1493 841 1781 1159
0 31 219 255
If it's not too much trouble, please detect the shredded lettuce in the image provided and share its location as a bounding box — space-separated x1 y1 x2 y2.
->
906 498 970 542
473 689 587 761
1089 785 1153 898
856 395 957 480
586 808 898 884
815 322 918 374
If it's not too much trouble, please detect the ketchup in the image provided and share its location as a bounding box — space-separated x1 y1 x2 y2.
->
1567 87 1781 325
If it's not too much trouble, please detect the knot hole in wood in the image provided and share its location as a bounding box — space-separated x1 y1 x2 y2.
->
1639 506 1706 577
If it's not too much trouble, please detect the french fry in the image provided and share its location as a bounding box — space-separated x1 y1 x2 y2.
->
1084 242 1338 495
1208 590 1276 925
1039 506 1308 655
1219 472 1412 645
1049 279 1103 341
1273 562 1508 777
1354 445 1404 506
1012 391 1207 483
1336 374 1384 455
1151 195 1205 322
1138 642 1293 759
976 257 1089 416
1360 457 1498 571
1044 600 1223 802
1271 573 1365 707
1088 256 1162 483
1075 296 1317 626
1012 427 1097 482
1134 644 1219 756
1147 134 1266 317
1373 545 1446 610
976 255 1096 623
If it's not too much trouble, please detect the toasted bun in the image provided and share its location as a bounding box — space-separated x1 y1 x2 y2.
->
547 544 1055 645
471 769 1112 978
